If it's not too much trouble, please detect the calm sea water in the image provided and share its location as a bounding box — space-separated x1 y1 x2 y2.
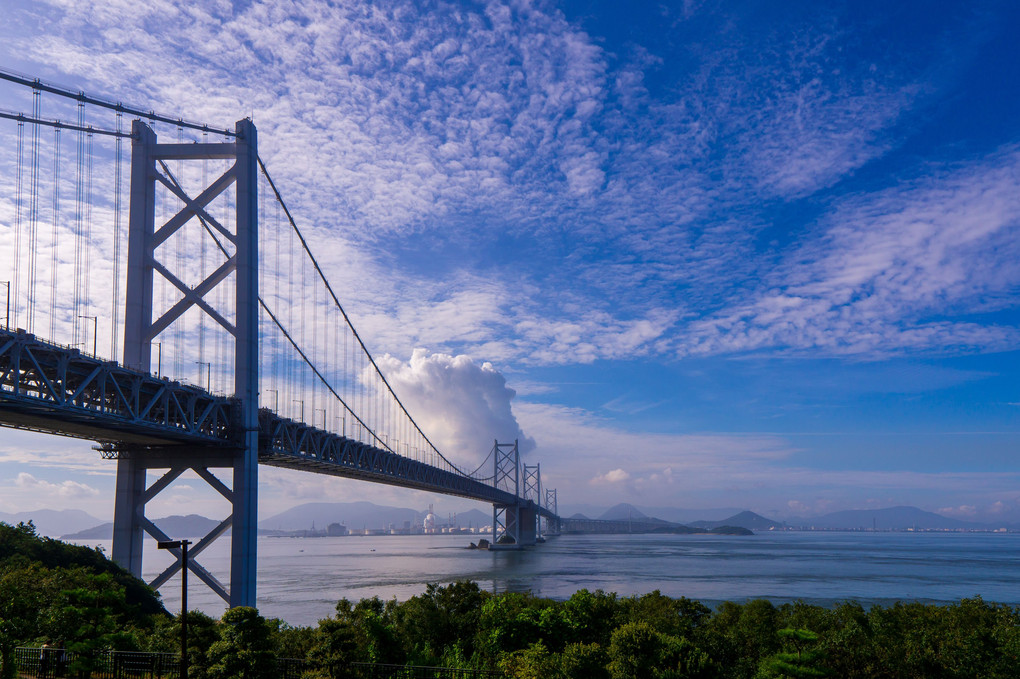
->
80 531 1020 627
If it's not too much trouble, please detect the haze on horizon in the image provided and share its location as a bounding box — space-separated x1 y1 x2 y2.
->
0 0 1018 526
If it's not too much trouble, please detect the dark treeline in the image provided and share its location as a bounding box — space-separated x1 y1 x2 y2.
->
2 521 1020 678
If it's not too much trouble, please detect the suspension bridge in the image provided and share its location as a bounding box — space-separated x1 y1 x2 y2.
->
0 71 564 608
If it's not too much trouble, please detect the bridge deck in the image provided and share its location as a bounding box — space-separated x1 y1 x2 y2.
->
0 327 549 512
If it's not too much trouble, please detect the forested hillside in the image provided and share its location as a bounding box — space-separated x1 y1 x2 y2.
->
3 521 1020 678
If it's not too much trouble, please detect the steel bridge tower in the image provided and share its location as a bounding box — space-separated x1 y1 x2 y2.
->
523 462 541 538
491 440 538 548
544 487 560 535
112 119 259 607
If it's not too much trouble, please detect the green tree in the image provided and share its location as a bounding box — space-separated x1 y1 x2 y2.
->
559 642 610 679
475 592 547 662
304 616 364 679
607 622 665 679
391 581 489 665
755 628 827 679
814 602 881 679
206 606 277 679
0 521 163 618
706 599 781 678
145 610 220 679
561 589 621 648
334 598 403 664
0 563 47 679
45 571 137 676
498 641 560 679
623 592 711 640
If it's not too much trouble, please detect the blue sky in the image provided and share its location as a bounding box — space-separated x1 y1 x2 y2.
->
0 0 1019 526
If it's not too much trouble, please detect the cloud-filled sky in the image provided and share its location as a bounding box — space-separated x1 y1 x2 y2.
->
1 0 1019 527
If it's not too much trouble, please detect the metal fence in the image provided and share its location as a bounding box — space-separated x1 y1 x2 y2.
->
13 649 503 679
350 664 502 678
14 648 180 678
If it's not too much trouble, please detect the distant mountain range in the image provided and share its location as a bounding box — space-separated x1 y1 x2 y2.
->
0 509 105 537
259 501 491 532
9 502 1015 543
61 514 224 540
581 503 772 533
569 503 1012 532
690 511 785 531
789 506 1011 531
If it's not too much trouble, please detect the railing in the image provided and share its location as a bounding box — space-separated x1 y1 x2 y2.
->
350 664 502 678
14 648 180 678
13 649 502 679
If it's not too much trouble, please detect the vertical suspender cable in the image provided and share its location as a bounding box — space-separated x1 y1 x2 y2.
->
84 130 93 350
48 127 60 340
198 132 207 383
272 198 280 405
27 89 41 333
175 125 183 381
111 111 122 360
13 119 24 329
73 99 85 347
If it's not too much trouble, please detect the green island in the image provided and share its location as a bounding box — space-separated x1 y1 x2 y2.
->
2 520 1018 679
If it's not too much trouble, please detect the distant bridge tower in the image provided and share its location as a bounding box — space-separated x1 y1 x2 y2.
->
544 487 559 535
491 440 537 548
112 119 259 607
523 462 541 537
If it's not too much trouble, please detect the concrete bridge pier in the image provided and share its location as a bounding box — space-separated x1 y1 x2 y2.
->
491 501 538 549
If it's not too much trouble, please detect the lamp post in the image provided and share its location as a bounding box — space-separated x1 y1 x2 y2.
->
157 539 192 679
152 342 162 377
1 281 9 329
78 315 97 355
195 361 211 391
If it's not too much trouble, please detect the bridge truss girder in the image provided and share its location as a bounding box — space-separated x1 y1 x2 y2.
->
0 328 233 444
258 413 519 504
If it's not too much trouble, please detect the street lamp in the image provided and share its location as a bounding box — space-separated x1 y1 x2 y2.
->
195 361 211 392
152 342 162 377
157 539 192 679
78 315 97 356
1 281 9 329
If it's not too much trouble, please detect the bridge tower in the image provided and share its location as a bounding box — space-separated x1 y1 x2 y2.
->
522 462 541 538
112 119 259 607
544 487 560 535
491 440 538 548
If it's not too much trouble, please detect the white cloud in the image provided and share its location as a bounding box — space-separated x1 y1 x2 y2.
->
683 146 1020 357
376 349 534 468
937 504 978 518
591 468 630 485
15 472 100 498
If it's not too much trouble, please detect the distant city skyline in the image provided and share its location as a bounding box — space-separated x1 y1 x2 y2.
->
1 0 1018 525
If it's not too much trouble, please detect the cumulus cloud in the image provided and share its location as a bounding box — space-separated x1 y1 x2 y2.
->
591 468 630 485
16 472 100 498
376 349 534 468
